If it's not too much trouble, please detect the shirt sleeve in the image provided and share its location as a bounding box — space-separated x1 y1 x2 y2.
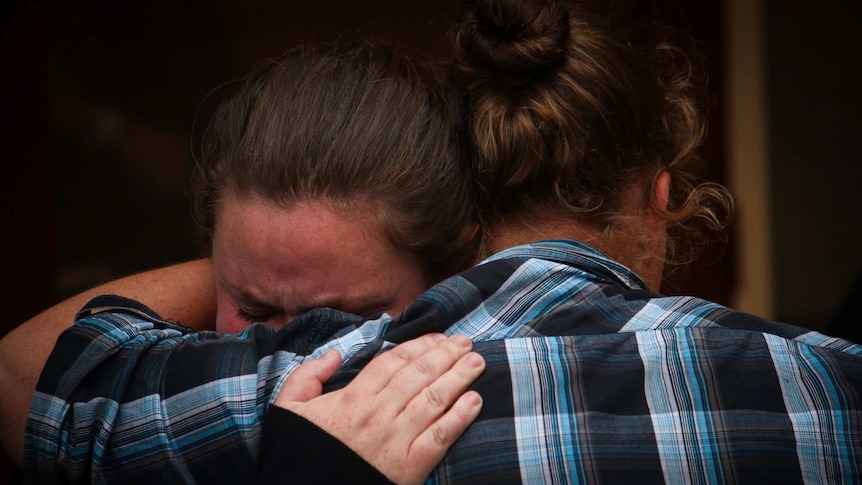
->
22 294 378 483
256 406 394 484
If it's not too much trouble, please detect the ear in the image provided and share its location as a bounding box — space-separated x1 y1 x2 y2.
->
654 171 670 212
645 170 670 218
639 171 671 291
642 170 670 241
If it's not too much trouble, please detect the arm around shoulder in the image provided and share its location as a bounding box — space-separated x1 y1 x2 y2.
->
0 258 217 464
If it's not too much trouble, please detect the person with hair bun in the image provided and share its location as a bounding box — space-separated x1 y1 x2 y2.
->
266 0 862 482
453 0 729 288
419 0 857 481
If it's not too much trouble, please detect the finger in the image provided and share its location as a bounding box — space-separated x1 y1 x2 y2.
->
350 333 447 394
408 389 483 477
376 334 474 412
275 350 342 407
397 350 485 435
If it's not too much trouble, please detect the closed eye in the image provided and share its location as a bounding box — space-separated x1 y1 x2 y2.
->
235 307 277 323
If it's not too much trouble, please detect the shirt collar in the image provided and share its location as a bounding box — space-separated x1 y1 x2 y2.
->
480 239 649 290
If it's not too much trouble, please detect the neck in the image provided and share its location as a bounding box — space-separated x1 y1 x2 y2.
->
486 214 601 255
486 214 665 292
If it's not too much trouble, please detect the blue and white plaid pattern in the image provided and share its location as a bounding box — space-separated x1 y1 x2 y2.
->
25 240 862 483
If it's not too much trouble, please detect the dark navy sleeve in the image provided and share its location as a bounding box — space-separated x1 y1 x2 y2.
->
256 406 394 484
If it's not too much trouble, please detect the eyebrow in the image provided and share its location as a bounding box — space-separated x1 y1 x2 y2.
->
220 277 396 316
219 279 277 310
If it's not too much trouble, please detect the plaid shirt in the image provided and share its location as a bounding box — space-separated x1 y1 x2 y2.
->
25 240 862 483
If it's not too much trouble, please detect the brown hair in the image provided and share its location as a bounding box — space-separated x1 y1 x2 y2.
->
451 0 731 262
191 40 478 280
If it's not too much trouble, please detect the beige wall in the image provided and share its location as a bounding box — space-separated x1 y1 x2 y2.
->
725 0 862 331
726 0 773 319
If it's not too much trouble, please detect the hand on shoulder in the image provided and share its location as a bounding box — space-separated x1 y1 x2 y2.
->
274 333 485 485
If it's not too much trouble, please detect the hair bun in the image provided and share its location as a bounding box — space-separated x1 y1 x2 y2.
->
457 0 569 87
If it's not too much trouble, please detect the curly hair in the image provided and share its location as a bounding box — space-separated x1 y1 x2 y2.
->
451 0 731 264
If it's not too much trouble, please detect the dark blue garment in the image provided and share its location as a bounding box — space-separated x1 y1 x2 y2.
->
25 240 862 483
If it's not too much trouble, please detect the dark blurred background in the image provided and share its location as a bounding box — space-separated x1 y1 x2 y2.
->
1 0 860 478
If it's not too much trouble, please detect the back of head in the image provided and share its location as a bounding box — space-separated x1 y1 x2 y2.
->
451 0 730 258
193 40 478 280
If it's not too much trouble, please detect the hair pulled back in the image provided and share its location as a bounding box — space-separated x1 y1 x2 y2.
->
192 40 478 280
452 0 731 255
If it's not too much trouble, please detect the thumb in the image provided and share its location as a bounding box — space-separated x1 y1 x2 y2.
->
275 350 343 406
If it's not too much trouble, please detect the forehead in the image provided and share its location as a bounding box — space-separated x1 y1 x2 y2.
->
211 195 426 314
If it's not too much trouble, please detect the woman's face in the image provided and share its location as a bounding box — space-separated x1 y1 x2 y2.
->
212 194 429 333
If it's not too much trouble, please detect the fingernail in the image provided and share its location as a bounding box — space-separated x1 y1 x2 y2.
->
451 334 471 348
465 352 484 367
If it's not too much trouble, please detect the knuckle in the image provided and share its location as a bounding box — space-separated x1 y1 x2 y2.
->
422 384 446 408
339 388 358 407
411 357 436 378
387 345 413 363
431 422 449 446
355 410 376 429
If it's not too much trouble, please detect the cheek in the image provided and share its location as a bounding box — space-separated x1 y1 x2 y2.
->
389 263 433 314
216 315 248 334
215 295 245 334
401 277 429 304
